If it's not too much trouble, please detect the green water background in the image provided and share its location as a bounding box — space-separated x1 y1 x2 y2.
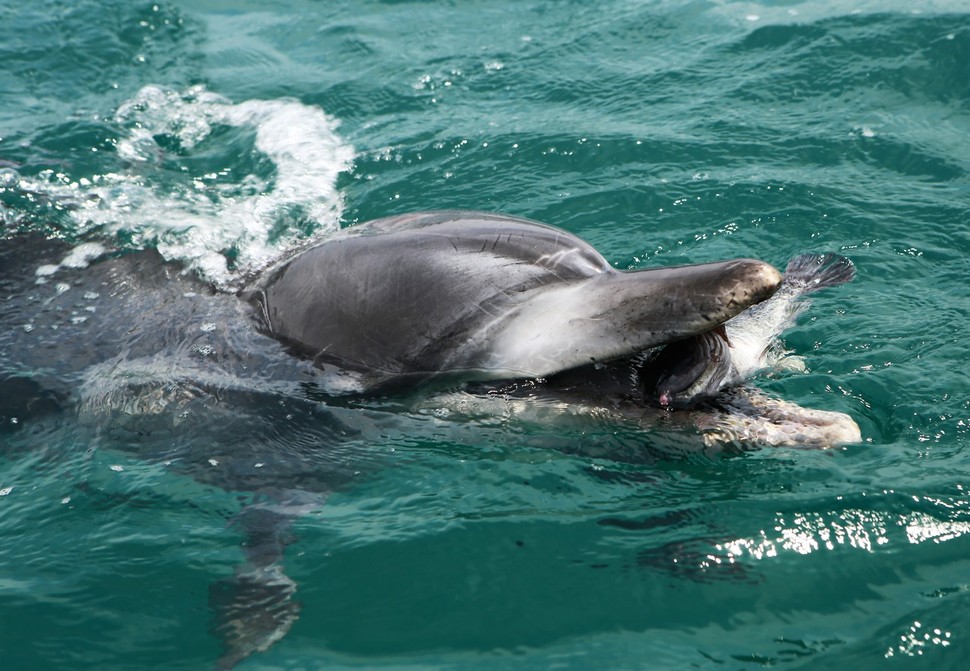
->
1 0 969 669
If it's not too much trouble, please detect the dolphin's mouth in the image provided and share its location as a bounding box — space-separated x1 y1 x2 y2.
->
638 325 733 409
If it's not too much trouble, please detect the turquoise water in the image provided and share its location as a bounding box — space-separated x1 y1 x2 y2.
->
2 1 970 669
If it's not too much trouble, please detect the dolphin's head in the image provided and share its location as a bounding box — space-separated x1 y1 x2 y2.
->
637 325 733 409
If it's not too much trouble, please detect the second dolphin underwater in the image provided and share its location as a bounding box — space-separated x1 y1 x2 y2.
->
247 210 861 446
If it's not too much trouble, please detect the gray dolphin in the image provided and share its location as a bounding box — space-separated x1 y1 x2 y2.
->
0 215 856 671
248 211 783 389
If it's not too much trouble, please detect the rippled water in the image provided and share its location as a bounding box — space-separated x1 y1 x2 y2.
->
2 1 969 669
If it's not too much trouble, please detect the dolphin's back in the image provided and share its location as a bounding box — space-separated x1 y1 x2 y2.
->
251 212 610 378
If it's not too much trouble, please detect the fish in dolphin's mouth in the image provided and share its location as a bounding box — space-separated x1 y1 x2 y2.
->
638 325 733 409
637 251 858 412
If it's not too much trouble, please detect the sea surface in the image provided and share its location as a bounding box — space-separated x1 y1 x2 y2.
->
2 1 969 669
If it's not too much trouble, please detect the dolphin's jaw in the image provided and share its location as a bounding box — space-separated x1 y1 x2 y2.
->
638 326 733 409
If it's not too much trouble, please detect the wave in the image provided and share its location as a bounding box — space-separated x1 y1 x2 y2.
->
11 85 354 289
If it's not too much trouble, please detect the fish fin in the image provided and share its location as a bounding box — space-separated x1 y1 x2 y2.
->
783 253 855 293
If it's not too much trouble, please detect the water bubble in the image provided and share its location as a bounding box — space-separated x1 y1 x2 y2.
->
192 344 215 357
0 167 20 188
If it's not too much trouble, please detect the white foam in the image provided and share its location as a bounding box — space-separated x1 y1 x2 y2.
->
25 85 354 289
61 242 109 268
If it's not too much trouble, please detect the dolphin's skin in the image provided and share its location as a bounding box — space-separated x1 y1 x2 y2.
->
248 211 783 389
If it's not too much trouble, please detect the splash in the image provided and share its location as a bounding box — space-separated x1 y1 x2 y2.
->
16 85 354 289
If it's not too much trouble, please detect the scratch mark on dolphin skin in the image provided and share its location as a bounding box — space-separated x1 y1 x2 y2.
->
536 248 580 269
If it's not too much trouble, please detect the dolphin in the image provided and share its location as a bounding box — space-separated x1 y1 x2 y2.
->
246 210 860 451
247 211 783 390
0 212 856 670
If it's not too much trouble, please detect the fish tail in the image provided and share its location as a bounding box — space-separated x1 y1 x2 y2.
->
783 253 855 293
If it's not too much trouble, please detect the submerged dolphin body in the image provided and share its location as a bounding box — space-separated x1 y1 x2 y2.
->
248 211 783 390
